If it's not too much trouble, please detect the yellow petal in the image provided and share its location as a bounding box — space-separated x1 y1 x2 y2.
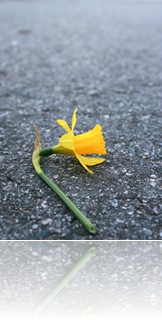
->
59 132 74 151
71 108 78 132
78 155 105 166
57 119 71 133
74 124 106 155
75 153 94 174
55 109 106 173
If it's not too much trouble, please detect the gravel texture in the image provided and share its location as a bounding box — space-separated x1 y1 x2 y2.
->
0 0 162 239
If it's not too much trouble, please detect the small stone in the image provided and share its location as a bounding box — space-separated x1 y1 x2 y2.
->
42 218 53 225
53 174 59 179
66 216 72 222
88 89 99 96
41 200 48 209
10 40 18 47
55 220 61 228
153 206 159 215
42 255 52 262
32 251 38 256
127 147 136 157
150 174 157 179
127 211 134 215
150 179 156 187
144 229 152 236
3 182 13 191
128 205 135 214
116 218 123 223
32 224 38 229
109 199 118 208
126 172 132 176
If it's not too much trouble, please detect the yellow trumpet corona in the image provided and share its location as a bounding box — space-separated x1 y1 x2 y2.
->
53 108 106 174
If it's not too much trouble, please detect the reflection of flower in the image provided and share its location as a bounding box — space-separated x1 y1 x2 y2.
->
52 108 106 174
33 248 97 319
80 306 106 320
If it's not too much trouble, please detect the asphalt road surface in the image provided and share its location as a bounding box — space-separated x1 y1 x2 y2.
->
0 0 162 239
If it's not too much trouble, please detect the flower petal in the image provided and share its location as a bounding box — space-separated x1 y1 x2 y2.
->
75 153 94 174
71 108 78 132
74 124 106 155
78 155 105 166
57 120 71 133
55 108 106 173
59 132 74 151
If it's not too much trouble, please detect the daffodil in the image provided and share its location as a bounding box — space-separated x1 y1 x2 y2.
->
40 108 106 174
32 124 97 234
32 108 106 234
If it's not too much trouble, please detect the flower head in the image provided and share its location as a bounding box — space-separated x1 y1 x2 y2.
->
53 108 106 174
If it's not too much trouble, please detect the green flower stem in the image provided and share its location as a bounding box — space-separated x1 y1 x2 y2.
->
39 147 53 157
39 171 97 234
32 149 97 234
39 145 70 156
33 246 96 319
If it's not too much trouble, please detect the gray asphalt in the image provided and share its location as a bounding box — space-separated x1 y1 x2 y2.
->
0 0 162 240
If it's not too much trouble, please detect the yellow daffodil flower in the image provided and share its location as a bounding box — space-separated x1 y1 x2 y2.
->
52 108 106 174
32 109 106 233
